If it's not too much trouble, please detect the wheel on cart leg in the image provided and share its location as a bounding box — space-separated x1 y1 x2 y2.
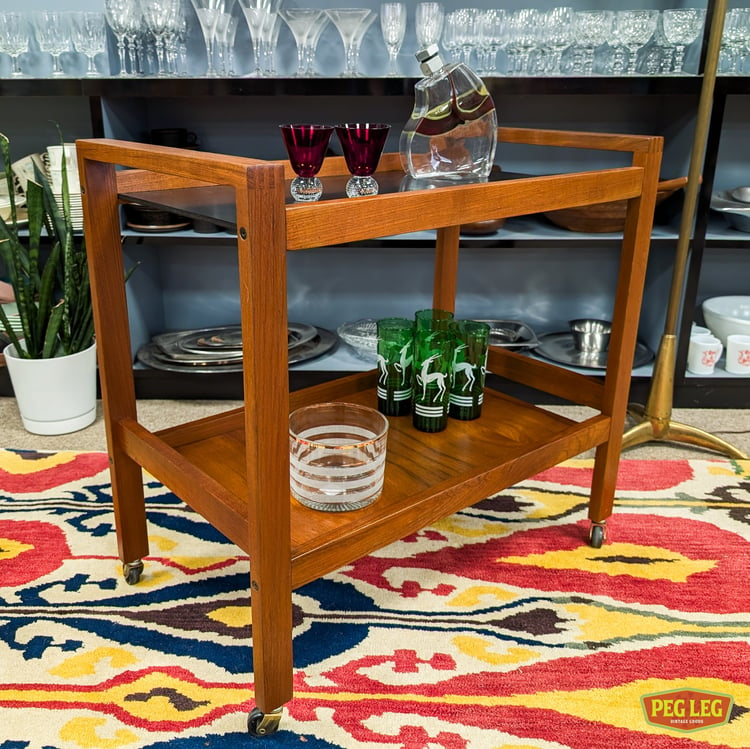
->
123 560 144 585
247 706 282 736
589 523 606 548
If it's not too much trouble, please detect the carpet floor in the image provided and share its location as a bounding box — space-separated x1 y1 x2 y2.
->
1 449 749 748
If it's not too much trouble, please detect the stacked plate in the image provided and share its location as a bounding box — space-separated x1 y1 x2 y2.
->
1 303 23 340
136 323 337 373
45 144 84 232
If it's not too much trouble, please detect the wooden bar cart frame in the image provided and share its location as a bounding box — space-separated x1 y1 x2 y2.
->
76 126 662 736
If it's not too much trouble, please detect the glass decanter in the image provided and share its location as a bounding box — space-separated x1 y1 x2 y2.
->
399 44 497 181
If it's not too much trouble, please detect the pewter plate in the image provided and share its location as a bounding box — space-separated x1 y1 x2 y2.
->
289 328 338 365
534 332 653 370
178 326 244 354
138 328 337 373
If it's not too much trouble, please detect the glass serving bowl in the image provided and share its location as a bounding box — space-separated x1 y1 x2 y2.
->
337 318 378 361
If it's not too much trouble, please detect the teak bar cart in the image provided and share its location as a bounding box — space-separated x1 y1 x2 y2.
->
76 127 662 736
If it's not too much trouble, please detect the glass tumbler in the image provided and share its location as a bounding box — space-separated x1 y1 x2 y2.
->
376 316 414 416
289 402 389 512
412 308 455 432
449 320 489 420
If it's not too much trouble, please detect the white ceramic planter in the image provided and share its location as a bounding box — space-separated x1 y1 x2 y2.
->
3 341 97 435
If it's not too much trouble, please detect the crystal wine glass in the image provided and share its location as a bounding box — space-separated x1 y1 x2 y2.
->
415 2 444 50
326 8 376 77
70 11 108 77
0 12 30 77
163 0 189 76
536 6 573 76
451 6 480 68
616 9 659 75
105 0 136 75
280 124 334 202
661 9 706 75
380 3 406 76
441 10 461 63
504 7 540 76
477 8 505 74
142 0 181 76
32 10 74 76
570 10 614 76
720 8 750 75
335 122 390 198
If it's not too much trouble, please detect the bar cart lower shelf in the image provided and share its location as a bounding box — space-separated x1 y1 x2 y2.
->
77 126 662 734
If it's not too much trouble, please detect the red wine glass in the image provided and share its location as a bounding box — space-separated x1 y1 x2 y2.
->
279 124 334 202
334 123 391 197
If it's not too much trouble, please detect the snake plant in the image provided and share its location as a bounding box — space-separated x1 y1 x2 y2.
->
0 131 93 359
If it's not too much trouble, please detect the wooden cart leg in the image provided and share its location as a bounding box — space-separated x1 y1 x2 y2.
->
109 449 150 584
586 441 621 547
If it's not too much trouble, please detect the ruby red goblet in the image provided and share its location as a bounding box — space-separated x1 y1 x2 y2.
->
335 122 391 197
279 123 334 202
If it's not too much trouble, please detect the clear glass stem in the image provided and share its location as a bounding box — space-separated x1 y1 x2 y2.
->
51 54 64 76
343 43 360 77
290 176 323 202
386 50 399 76
626 44 640 75
346 175 378 198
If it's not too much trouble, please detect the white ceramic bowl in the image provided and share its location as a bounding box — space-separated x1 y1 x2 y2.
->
702 296 750 345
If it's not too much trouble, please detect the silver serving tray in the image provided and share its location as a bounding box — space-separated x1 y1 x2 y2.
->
534 332 653 370
711 190 750 213
710 191 750 232
138 328 337 373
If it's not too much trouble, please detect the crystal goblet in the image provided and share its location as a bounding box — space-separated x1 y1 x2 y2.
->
335 122 390 198
661 8 706 74
0 12 30 77
32 10 74 76
616 9 659 75
326 8 376 77
70 11 108 77
280 8 326 77
279 124 334 202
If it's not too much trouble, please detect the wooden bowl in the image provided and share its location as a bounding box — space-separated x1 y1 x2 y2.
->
543 176 688 233
460 218 506 235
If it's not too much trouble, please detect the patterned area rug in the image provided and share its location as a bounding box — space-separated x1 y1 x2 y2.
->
1 448 749 749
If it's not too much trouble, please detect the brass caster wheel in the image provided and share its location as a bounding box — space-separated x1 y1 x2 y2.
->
589 523 606 549
247 706 282 737
123 560 144 585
